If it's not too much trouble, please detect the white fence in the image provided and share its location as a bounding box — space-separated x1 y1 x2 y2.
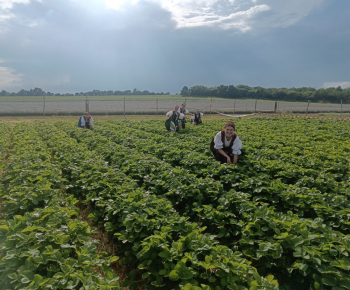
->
0 98 349 115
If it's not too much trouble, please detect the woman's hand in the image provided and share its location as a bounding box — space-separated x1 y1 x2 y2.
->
226 156 232 164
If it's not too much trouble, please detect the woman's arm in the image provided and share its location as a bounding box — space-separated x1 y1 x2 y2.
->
231 136 242 155
218 149 232 164
213 132 223 150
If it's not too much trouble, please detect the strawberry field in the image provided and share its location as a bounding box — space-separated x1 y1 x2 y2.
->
1 117 350 290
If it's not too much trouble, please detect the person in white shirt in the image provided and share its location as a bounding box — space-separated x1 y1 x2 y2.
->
166 105 184 132
79 112 93 129
178 103 192 129
210 121 242 164
191 110 203 125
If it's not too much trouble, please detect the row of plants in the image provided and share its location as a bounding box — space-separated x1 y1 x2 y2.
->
1 116 350 289
79 118 350 289
0 123 120 290
32 122 279 289
99 119 350 230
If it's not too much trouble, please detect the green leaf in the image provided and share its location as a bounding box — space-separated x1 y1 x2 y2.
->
321 276 338 287
339 279 350 290
110 256 119 263
20 271 34 284
34 274 44 285
169 270 179 281
8 273 18 281
158 248 172 260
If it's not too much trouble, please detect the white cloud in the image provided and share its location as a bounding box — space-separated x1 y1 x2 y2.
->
104 0 138 10
323 82 350 89
0 0 30 31
0 0 325 33
0 0 30 10
261 0 324 27
0 63 23 89
101 0 324 31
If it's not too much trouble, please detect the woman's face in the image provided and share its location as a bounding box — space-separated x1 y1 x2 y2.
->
225 126 234 137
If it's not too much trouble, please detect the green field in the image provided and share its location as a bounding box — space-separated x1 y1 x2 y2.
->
1 116 350 289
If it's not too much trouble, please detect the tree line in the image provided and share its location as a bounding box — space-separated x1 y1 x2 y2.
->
181 85 350 103
1 84 350 103
0 88 170 97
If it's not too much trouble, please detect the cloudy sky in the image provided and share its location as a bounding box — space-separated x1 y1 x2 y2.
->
0 0 349 94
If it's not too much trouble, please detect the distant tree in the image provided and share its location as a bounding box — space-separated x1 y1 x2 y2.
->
180 86 189 96
189 85 208 96
0 90 10 96
17 89 29 96
133 88 142 95
217 85 228 98
227 85 238 98
29 87 46 96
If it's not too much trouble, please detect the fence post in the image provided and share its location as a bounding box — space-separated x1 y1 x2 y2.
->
156 98 158 116
233 99 236 115
306 100 310 116
274 101 277 113
124 97 126 118
85 96 89 113
255 99 257 113
340 99 343 119
210 98 212 116
43 95 45 116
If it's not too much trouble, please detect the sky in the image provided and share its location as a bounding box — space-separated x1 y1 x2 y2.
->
0 0 349 94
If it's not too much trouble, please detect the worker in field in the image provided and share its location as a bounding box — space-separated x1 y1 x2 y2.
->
165 105 184 132
78 112 94 129
191 110 203 125
178 103 192 129
210 121 242 164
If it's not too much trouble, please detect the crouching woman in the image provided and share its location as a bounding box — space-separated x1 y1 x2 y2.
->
210 121 242 164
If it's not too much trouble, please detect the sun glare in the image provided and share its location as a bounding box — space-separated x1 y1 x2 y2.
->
104 0 138 10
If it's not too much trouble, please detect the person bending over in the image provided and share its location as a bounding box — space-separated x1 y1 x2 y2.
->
165 105 184 132
191 110 203 125
78 112 93 129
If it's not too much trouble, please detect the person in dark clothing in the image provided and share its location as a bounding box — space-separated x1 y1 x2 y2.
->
165 105 184 132
191 110 203 125
178 103 191 129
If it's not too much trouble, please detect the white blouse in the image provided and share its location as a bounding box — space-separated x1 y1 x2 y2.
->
191 113 203 120
178 108 189 115
213 131 242 155
80 116 93 126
